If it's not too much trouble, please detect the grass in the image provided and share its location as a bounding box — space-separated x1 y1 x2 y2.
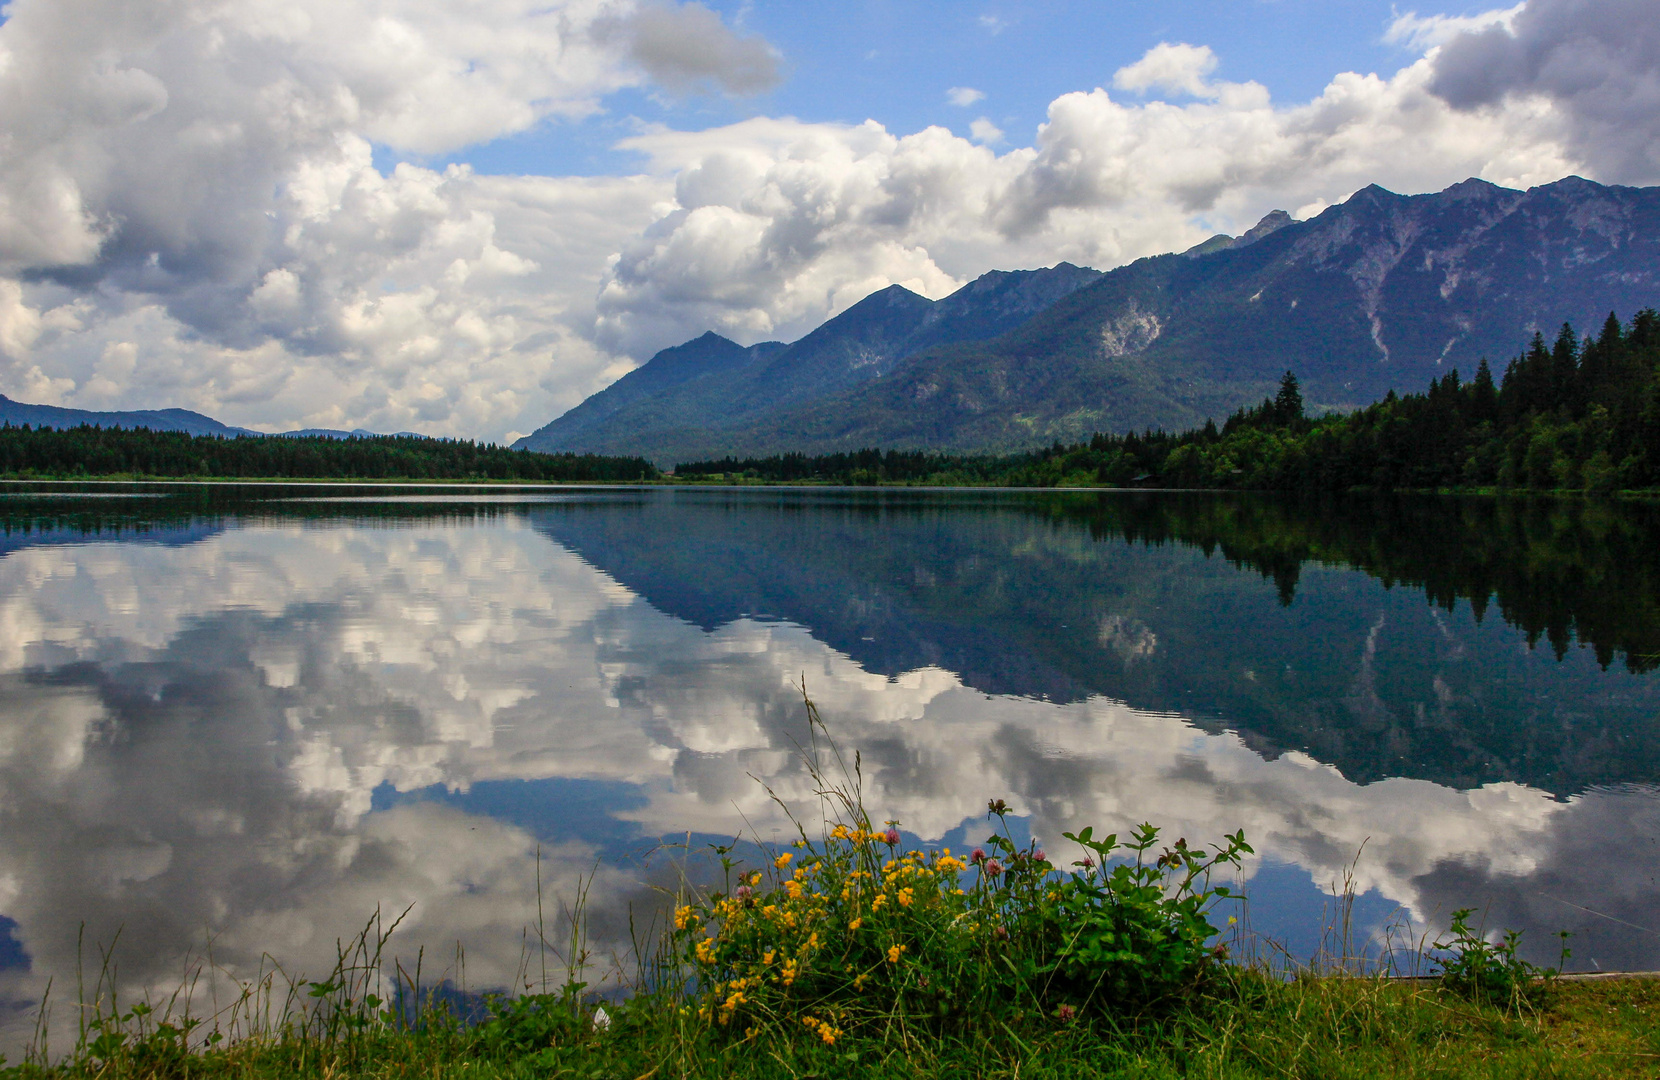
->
4 701 1649 1079
5 975 1657 1079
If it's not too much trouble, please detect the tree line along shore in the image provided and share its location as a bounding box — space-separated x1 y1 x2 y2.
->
678 310 1660 492
3 310 1658 491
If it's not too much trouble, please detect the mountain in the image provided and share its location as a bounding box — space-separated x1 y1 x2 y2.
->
514 262 1102 460
522 176 1660 462
0 397 429 440
0 397 252 437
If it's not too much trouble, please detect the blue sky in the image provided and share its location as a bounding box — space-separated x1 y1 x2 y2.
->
429 1 1501 178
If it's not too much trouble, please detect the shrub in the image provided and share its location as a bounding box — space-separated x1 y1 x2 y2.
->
668 786 1252 1044
1433 908 1569 1008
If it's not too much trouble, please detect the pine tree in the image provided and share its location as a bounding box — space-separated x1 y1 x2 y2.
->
1273 370 1304 426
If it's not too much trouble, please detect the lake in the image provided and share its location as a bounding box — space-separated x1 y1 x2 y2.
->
1 483 1657 1047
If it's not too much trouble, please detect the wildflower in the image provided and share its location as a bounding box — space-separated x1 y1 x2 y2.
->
1228 915 1238 925
849 918 863 931
735 885 753 902
897 887 915 907
886 944 906 963
1074 856 1095 870
802 1016 841 1046
971 848 986 864
785 880 803 899
988 798 1011 816
673 905 696 930
1032 848 1047 863
872 893 888 910
985 859 1004 877
794 839 807 848
747 870 764 886
775 852 793 870
1056 1004 1076 1022
695 937 717 965
936 855 965 872
883 827 901 846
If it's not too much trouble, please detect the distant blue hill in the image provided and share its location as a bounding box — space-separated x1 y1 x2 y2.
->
0 396 425 440
0 395 252 436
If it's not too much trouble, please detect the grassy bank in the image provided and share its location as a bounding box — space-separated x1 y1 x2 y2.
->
7 973 1657 1079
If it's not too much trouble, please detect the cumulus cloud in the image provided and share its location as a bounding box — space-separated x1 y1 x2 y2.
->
591 39 1579 355
1423 0 1660 182
1385 4 1525 51
1111 41 1223 99
947 86 986 107
969 117 1005 145
604 3 781 96
0 0 748 436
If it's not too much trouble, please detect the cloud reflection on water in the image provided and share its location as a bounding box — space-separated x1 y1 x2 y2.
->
0 513 1655 1052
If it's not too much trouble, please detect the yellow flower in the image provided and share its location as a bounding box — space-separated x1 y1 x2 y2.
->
848 918 863 931
695 938 717 965
673 905 696 930
871 893 887 910
886 944 906 964
785 880 803 899
747 870 763 886
763 949 776 964
897 887 915 907
775 852 793 870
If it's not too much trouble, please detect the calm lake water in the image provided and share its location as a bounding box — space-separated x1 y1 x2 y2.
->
2 483 1658 1044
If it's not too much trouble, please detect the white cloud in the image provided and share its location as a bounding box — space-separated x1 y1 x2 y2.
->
1421 0 1660 183
0 0 755 437
1385 4 1525 52
591 41 1579 357
1111 41 1222 99
969 117 1004 145
947 86 986 107
602 2 781 96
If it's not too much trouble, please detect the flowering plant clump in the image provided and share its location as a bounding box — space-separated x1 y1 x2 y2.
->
669 796 1252 1041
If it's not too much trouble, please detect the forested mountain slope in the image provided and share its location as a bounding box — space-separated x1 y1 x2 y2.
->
523 176 1660 460
514 263 1102 460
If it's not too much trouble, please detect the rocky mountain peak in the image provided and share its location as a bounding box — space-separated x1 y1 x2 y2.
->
1234 210 1294 248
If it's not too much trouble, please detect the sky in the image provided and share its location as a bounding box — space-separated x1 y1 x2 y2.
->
0 0 1655 442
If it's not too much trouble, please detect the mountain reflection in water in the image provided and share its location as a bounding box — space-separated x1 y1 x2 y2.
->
0 485 1657 1053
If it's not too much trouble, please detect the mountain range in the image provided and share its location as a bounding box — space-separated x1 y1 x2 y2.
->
0 396 420 440
516 175 1660 464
